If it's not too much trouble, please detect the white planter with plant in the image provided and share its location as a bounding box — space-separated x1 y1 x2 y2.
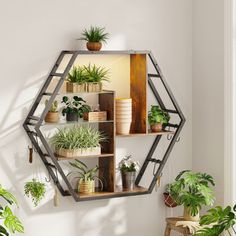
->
44 100 59 123
79 26 109 51
50 126 106 158
168 170 215 222
83 64 110 92
118 155 140 190
67 66 86 93
68 159 102 194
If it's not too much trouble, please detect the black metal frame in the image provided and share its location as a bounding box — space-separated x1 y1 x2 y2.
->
23 50 185 202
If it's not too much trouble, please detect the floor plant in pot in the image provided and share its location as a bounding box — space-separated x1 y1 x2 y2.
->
194 204 236 236
61 96 91 122
0 184 24 235
80 26 109 51
67 66 86 93
50 125 106 158
44 99 59 123
118 155 140 190
24 179 46 207
84 64 110 92
148 105 170 132
168 170 215 221
68 159 102 194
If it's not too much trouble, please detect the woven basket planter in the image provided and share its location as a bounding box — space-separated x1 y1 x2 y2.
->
78 180 95 194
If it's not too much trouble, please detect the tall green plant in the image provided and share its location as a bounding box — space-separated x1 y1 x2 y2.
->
50 126 106 150
194 205 236 236
67 66 86 84
0 184 24 235
80 26 109 43
83 64 110 83
168 170 215 216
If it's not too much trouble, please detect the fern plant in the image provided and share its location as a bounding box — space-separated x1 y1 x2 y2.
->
194 205 236 236
67 66 86 84
0 184 24 235
80 26 109 43
83 64 110 83
24 179 46 207
168 170 215 216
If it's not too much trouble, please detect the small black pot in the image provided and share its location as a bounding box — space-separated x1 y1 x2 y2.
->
66 113 78 122
121 171 136 190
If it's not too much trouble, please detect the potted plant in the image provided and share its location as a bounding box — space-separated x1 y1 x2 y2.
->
80 26 109 51
163 184 178 208
195 204 236 236
118 155 140 190
0 184 24 235
24 179 46 207
84 64 110 92
44 99 59 123
67 66 86 93
50 126 106 158
61 96 91 122
148 105 170 132
168 170 215 221
68 159 103 194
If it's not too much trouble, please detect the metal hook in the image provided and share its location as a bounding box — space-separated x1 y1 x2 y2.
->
45 172 51 183
176 137 180 142
167 134 173 140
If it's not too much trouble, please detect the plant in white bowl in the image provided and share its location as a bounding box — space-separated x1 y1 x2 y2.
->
50 126 106 158
118 155 140 190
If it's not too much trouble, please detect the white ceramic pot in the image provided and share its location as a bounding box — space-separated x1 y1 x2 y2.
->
116 118 132 123
116 98 132 103
116 114 132 119
116 122 131 135
116 104 132 109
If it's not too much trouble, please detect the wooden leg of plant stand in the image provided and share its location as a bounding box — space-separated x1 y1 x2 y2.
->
164 224 171 236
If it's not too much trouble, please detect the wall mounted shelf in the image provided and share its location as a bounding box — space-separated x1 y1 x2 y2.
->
23 50 185 202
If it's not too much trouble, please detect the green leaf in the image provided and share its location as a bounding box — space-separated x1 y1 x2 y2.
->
0 225 9 236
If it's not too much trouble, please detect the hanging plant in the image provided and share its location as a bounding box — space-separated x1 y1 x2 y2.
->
24 179 46 207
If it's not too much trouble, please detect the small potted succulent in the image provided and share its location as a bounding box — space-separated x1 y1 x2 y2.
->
61 96 91 122
84 64 110 92
67 66 86 93
148 105 170 132
168 170 215 222
68 159 102 194
50 126 106 158
44 100 59 123
118 155 140 190
80 26 109 51
24 179 46 207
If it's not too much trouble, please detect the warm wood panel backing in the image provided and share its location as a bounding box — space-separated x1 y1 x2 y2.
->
98 92 115 191
130 54 147 133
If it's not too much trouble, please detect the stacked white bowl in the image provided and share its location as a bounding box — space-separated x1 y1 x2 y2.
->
115 98 132 134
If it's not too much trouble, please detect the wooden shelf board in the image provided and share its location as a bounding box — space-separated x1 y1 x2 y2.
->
57 90 115 96
116 130 174 138
43 120 114 126
78 186 149 200
55 153 114 161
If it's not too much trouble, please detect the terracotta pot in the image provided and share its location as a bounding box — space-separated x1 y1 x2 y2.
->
78 180 95 193
163 192 178 208
66 113 78 122
44 112 59 123
150 123 163 132
183 206 200 222
86 42 102 51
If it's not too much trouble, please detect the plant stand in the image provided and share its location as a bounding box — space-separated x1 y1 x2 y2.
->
165 218 192 236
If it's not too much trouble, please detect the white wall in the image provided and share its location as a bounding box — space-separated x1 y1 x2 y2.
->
0 0 192 235
192 0 225 205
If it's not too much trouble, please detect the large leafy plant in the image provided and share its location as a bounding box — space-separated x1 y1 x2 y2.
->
80 26 109 43
61 96 91 117
83 64 110 83
67 66 86 84
0 184 24 235
24 179 46 207
148 105 170 125
168 170 215 216
50 126 106 150
195 205 236 236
